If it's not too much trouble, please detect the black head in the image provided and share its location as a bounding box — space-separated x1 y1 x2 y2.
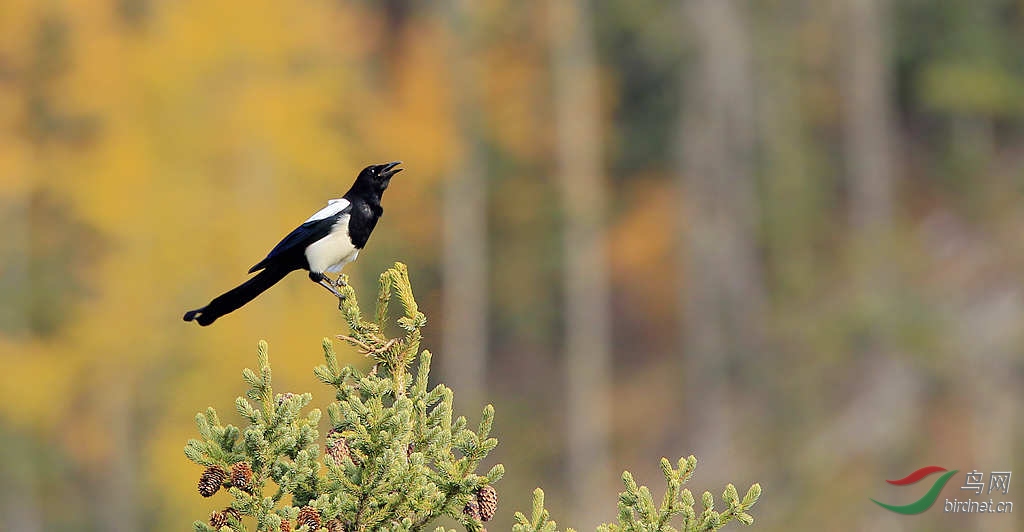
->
353 161 402 195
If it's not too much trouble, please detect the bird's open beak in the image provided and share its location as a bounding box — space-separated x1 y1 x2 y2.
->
381 161 403 178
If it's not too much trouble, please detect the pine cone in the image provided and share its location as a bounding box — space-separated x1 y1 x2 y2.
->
296 506 321 530
279 518 292 532
327 437 362 467
325 518 345 532
477 485 498 522
209 507 241 529
198 465 228 497
230 462 255 494
209 510 227 530
463 499 481 521
326 437 351 465
406 442 414 458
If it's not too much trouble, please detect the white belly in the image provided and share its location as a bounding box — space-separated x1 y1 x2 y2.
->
304 217 360 273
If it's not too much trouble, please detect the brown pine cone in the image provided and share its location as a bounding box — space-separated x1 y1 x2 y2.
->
209 510 227 530
198 465 228 497
326 437 351 465
209 507 241 529
296 506 321 530
477 485 498 522
327 437 362 467
279 518 292 532
463 498 481 521
325 518 346 532
230 462 255 494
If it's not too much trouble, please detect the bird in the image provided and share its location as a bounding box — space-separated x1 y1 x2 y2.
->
183 161 402 326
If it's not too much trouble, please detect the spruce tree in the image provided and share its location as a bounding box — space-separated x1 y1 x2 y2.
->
185 262 760 531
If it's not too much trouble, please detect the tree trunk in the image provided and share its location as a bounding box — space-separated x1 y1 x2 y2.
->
677 0 762 478
841 0 893 234
839 0 895 365
549 1 612 527
441 0 488 412
97 382 139 532
838 6 914 530
0 433 42 532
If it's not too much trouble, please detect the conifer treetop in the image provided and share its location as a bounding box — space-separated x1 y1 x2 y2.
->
186 262 502 532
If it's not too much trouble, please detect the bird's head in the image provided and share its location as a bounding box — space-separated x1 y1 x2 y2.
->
356 161 403 194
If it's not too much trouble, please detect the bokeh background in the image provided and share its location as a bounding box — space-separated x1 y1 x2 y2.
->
2 0 1023 530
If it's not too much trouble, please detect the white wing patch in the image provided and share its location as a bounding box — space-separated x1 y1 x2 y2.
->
304 198 350 223
305 214 360 273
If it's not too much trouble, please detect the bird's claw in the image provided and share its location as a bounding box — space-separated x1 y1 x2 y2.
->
318 279 346 300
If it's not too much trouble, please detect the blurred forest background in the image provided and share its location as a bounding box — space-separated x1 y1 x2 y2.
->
2 0 1023 530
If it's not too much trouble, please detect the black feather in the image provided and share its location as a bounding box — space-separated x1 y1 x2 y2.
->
248 208 349 273
183 267 290 326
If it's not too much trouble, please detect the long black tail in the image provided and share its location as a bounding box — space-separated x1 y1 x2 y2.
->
183 267 291 326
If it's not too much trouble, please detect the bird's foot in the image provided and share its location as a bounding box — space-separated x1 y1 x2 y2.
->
318 279 346 300
331 274 348 288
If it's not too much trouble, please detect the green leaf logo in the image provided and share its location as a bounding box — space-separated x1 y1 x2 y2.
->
871 466 959 515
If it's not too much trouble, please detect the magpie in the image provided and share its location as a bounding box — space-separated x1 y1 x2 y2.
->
183 161 402 326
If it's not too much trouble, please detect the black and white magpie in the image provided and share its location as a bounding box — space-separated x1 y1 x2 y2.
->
183 161 402 326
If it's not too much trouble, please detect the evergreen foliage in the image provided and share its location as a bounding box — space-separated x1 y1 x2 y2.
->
185 262 760 531
512 457 760 532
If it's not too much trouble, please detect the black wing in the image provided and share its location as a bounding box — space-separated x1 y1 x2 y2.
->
248 206 350 273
